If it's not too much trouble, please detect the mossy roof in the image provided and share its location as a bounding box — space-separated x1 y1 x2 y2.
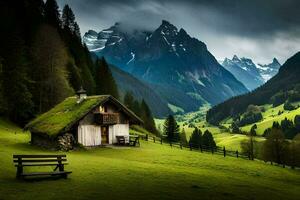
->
25 95 142 137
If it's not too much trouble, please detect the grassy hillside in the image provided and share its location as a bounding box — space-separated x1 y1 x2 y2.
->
222 102 300 135
1 119 298 200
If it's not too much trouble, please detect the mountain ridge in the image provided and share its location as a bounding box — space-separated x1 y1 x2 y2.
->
84 20 248 114
207 52 300 125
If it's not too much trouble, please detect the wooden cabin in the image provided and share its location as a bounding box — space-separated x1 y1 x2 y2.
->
25 88 143 150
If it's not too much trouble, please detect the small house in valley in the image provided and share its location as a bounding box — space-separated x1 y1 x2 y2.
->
25 89 143 150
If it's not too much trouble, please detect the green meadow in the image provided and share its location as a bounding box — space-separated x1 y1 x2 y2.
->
0 119 299 200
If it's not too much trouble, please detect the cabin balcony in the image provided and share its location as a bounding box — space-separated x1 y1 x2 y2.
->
94 113 119 125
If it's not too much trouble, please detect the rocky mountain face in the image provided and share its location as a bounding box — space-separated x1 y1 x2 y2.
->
83 20 248 115
222 56 281 91
222 55 265 91
207 52 299 125
257 58 281 81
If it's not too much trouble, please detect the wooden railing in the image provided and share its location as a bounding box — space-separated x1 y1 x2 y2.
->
94 113 119 125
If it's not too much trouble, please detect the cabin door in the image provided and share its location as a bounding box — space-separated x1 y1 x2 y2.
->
101 126 109 144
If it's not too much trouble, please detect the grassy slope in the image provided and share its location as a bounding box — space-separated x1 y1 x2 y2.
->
222 102 300 135
1 119 299 200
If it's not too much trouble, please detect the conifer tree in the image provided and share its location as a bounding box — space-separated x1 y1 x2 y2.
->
31 24 73 112
163 115 180 142
2 35 33 123
62 5 75 31
44 0 61 26
140 99 157 134
180 128 188 146
189 127 202 148
202 130 216 149
124 91 134 109
95 57 119 99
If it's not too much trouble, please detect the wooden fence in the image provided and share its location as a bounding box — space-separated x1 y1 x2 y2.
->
140 134 251 160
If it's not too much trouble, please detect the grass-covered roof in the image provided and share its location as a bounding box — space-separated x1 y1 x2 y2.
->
25 96 109 137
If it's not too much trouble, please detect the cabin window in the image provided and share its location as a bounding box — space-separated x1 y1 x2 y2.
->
99 106 105 113
99 106 107 113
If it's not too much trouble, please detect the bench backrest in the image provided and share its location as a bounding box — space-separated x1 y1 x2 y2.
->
13 155 67 165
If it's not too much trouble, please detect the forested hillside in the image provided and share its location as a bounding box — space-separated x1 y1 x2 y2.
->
207 52 300 125
0 0 157 134
0 1 98 125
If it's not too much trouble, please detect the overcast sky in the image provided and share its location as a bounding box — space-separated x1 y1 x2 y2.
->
57 0 300 64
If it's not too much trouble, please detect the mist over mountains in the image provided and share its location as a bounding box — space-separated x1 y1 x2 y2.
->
84 20 248 116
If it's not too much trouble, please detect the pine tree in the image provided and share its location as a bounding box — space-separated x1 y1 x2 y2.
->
202 130 216 149
44 0 61 26
140 99 157 134
2 34 33 124
163 115 180 142
95 57 119 99
180 128 188 146
31 24 73 112
124 91 134 109
189 127 202 148
62 5 75 31
294 115 300 131
132 100 141 117
262 128 287 164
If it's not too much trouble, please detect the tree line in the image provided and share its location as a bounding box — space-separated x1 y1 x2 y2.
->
162 115 216 149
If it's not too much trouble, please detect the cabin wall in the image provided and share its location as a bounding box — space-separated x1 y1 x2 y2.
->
31 133 57 149
109 124 129 144
78 125 101 146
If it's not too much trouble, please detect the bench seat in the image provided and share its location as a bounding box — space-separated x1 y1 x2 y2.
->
20 171 72 177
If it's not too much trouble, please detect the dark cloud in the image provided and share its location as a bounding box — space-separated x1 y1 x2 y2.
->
57 0 300 63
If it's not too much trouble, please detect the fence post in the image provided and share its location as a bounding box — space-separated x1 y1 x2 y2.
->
223 147 226 157
161 138 163 144
236 150 239 158
189 143 192 151
200 145 203 153
146 134 148 141
170 142 172 148
153 137 156 143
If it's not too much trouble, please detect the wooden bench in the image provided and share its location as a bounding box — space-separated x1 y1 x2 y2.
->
116 136 126 145
129 135 140 147
13 155 72 179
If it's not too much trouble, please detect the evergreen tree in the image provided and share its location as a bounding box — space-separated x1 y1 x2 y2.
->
180 128 188 146
202 130 216 149
31 24 73 112
62 5 75 31
73 22 81 40
124 91 134 109
294 115 300 131
189 127 202 148
140 99 157 134
2 34 33 124
66 60 82 91
250 124 257 136
132 100 141 117
95 57 119 99
241 129 257 160
163 115 180 142
231 122 241 134
44 0 61 26
262 128 287 164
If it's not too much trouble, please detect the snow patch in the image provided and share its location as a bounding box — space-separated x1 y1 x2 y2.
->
126 52 135 65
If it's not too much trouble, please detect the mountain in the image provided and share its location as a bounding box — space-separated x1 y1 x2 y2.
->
83 20 248 113
257 58 281 82
207 52 300 125
109 65 171 117
222 55 265 91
